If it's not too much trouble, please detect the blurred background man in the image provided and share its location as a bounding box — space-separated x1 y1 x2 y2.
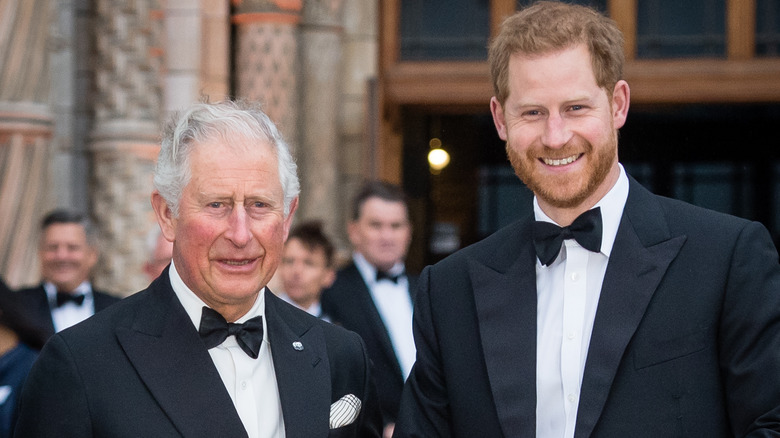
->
278 220 335 321
321 180 416 436
14 209 119 347
143 227 174 282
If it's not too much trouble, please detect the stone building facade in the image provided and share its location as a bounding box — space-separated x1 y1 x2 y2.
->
0 0 379 296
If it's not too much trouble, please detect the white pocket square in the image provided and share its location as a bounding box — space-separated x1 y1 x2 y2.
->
329 394 362 429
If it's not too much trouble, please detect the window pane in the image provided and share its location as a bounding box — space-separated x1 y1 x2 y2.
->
400 0 491 60
637 0 726 58
756 0 780 56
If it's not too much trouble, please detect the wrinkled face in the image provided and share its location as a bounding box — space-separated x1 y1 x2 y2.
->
348 197 411 272
279 238 334 308
490 44 629 217
154 136 297 320
39 223 98 293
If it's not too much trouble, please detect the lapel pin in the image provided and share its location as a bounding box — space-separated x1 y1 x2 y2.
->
292 341 304 351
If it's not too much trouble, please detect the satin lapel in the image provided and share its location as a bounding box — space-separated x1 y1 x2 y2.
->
349 267 402 378
115 279 247 438
265 291 330 438
35 286 57 338
575 179 686 438
471 219 538 437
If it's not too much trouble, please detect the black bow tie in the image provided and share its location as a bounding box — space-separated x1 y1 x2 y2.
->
376 270 402 284
533 207 603 266
198 307 264 359
56 291 86 307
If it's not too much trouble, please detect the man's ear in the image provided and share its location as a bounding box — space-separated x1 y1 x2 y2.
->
151 191 176 242
85 243 99 272
282 197 299 241
346 220 360 247
490 96 508 141
611 80 631 130
322 269 336 289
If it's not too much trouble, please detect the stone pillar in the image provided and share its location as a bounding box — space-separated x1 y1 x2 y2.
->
298 0 344 237
0 0 55 287
89 0 165 295
233 0 302 151
201 1 231 102
0 104 54 287
335 0 379 257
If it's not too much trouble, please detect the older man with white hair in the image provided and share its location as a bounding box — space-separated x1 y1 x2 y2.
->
15 100 382 438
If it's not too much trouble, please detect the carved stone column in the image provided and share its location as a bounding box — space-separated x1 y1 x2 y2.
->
233 0 302 151
0 0 54 287
335 0 379 257
298 0 344 238
89 0 165 295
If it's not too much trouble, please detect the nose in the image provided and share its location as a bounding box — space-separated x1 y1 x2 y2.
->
53 245 70 259
225 206 252 247
540 112 571 149
379 226 396 242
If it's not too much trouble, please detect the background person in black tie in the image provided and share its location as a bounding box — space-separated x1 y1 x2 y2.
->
0 279 39 438
14 100 382 437
14 209 119 349
394 2 780 438
278 220 336 321
321 180 417 438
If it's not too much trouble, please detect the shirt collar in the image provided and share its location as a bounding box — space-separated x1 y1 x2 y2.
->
44 281 93 299
168 259 265 329
533 164 629 257
352 252 405 284
280 293 323 318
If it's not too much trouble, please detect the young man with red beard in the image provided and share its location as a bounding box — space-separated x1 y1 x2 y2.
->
394 2 780 437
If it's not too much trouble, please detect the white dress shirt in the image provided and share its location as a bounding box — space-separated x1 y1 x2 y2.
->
169 261 286 438
353 253 416 379
44 281 95 332
535 165 629 438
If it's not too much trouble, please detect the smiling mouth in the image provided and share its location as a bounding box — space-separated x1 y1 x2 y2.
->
542 154 581 166
223 260 252 266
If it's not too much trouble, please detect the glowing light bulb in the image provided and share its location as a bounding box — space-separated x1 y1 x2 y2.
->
428 148 450 171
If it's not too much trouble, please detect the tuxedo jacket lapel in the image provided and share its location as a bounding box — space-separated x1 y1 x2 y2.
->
265 290 331 437
115 279 247 438
348 266 403 378
32 285 57 338
471 219 538 437
575 178 686 437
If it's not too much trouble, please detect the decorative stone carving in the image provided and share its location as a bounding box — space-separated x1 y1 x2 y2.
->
89 0 165 295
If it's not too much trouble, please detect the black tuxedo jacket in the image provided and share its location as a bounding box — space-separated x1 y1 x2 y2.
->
14 272 382 437
14 284 119 349
394 177 780 437
321 262 417 425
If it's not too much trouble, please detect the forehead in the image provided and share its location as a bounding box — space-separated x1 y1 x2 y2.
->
284 238 326 258
507 45 598 93
41 223 88 245
188 137 282 193
358 197 409 222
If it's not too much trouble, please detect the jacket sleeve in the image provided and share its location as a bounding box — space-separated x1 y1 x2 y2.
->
393 265 451 437
355 333 383 438
720 221 780 435
14 334 93 437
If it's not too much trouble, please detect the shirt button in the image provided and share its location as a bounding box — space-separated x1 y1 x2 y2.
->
241 381 247 390
568 393 577 403
567 331 576 340
571 272 580 282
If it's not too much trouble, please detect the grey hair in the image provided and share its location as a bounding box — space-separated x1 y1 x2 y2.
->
40 209 99 248
154 100 300 217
